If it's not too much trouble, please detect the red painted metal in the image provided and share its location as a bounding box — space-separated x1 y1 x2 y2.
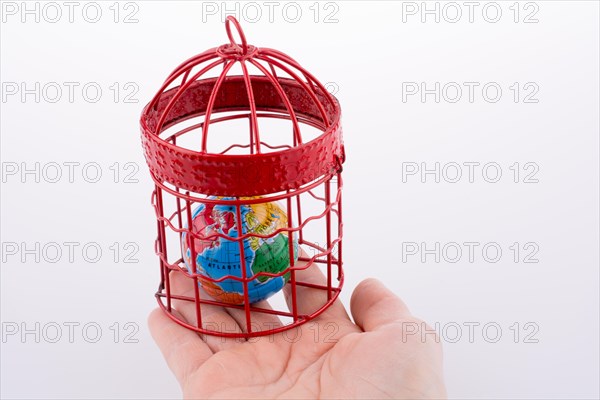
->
140 17 345 338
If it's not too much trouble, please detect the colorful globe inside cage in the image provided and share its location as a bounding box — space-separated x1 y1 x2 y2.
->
181 198 298 304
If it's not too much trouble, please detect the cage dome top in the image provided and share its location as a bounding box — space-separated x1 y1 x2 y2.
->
140 17 344 197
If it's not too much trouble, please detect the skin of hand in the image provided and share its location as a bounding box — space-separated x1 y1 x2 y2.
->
148 258 446 399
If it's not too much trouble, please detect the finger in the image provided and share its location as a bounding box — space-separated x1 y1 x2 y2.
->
147 308 213 386
350 278 412 332
283 249 351 323
169 269 245 351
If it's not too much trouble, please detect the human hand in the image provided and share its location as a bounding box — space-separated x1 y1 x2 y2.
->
148 259 446 399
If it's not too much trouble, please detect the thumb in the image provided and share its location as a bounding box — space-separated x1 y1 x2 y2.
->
350 278 412 331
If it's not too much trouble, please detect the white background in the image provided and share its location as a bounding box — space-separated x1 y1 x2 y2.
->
1 1 599 399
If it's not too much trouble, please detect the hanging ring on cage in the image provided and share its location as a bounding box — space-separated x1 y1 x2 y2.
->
225 16 248 55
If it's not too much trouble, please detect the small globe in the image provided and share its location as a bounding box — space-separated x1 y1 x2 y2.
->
181 198 298 304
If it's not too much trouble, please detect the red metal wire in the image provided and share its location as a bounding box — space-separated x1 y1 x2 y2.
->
155 58 226 135
225 16 248 54
249 59 303 145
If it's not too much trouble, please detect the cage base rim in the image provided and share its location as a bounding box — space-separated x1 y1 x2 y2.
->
154 274 344 338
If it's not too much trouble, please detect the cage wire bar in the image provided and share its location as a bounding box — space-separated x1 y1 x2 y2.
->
140 17 345 338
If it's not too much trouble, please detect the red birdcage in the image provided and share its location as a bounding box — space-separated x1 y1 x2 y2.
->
139 17 345 338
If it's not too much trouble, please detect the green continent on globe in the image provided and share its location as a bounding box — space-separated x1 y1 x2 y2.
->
252 234 294 283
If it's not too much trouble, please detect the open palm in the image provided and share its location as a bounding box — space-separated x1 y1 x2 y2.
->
148 260 446 399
